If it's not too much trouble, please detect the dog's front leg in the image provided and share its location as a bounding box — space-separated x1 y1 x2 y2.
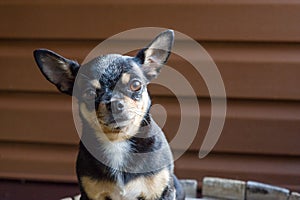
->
158 185 176 200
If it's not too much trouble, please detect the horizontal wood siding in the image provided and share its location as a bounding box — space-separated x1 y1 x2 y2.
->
1 0 300 42
0 0 299 194
1 41 300 99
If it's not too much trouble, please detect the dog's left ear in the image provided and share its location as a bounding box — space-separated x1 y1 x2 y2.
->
135 30 174 81
33 49 80 95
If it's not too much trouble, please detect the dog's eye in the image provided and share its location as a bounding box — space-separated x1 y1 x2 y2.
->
83 89 97 100
130 80 142 91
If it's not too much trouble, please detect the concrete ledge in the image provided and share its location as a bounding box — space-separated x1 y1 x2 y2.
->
246 181 289 200
61 180 198 200
61 177 300 200
180 179 198 198
202 177 246 200
289 192 300 200
202 177 298 200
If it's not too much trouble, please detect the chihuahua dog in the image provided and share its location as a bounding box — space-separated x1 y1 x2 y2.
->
33 30 185 200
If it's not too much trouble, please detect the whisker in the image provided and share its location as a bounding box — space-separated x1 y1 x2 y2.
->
126 109 145 116
125 109 151 127
78 73 91 80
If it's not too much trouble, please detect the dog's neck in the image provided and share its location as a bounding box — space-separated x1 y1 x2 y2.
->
79 117 170 173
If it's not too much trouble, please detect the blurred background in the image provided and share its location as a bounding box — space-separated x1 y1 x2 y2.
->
0 0 300 199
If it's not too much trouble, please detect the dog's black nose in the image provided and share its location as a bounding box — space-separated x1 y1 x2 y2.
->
111 100 124 114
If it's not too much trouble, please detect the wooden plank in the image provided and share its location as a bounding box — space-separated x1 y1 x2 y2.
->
160 98 300 156
0 40 92 93
1 40 300 100
1 92 300 156
0 180 79 200
0 92 79 145
0 142 77 182
1 0 300 42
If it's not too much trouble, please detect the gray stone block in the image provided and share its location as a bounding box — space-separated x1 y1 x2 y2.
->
246 181 290 200
202 177 246 200
180 179 198 198
194 198 218 200
73 194 81 200
185 198 202 200
289 192 300 200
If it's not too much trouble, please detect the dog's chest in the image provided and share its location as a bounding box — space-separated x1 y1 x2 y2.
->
81 168 170 200
100 141 131 170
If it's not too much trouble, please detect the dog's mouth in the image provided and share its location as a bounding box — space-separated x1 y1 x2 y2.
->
99 117 132 132
93 110 143 141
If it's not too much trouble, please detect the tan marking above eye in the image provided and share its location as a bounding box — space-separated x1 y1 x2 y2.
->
121 73 131 84
90 79 101 89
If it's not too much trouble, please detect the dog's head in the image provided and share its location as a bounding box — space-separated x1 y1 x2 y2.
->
34 30 174 142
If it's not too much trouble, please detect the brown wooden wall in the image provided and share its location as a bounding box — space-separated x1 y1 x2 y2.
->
0 0 300 193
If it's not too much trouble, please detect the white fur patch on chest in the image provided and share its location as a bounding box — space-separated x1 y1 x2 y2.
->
100 140 131 170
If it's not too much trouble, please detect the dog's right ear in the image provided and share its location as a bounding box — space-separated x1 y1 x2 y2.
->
135 30 174 82
33 49 80 95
